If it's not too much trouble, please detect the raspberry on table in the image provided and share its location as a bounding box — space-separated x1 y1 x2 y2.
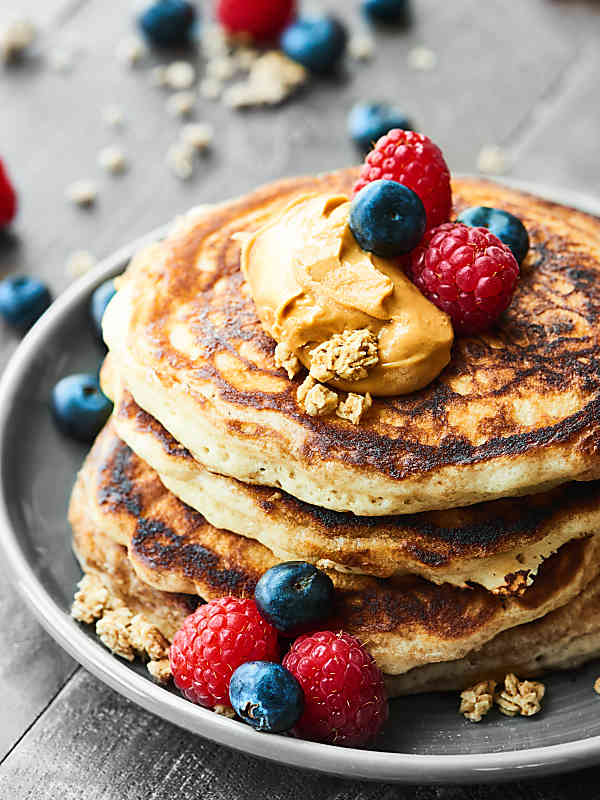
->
282 630 388 747
169 597 279 709
216 0 296 41
353 129 451 231
0 159 17 228
408 222 520 335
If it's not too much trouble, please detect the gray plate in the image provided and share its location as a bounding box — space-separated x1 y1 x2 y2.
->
1 182 600 785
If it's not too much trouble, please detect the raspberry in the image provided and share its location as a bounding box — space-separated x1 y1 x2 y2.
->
0 160 17 228
408 222 520 335
169 597 279 709
282 630 388 746
216 0 296 41
353 129 451 230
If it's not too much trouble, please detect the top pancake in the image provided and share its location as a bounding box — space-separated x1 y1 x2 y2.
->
103 171 600 515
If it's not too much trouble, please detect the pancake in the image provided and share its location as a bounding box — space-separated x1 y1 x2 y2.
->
69 421 600 676
102 172 600 516
107 370 600 593
71 521 600 695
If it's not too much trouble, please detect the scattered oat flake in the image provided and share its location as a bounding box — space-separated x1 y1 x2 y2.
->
165 60 196 89
181 122 213 151
235 46 259 71
206 55 237 82
407 46 437 71
147 658 172 684
98 146 128 175
166 90 196 117
66 250 97 278
477 145 507 175
166 142 195 180
349 33 375 61
199 77 222 100
0 19 36 64
116 35 147 67
65 180 98 207
224 51 306 108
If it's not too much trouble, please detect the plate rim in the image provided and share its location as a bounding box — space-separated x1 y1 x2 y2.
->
1 179 600 784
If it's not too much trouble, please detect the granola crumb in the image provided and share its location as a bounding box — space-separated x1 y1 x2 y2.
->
274 342 301 379
98 146 128 175
65 179 98 207
206 55 237 82
459 680 497 723
96 607 135 661
223 51 306 109
336 392 372 425
214 704 236 718
594 677 600 695
309 329 379 383
71 574 110 624
129 614 170 662
0 19 36 64
147 658 172 684
297 376 338 417
496 673 545 717
66 249 97 278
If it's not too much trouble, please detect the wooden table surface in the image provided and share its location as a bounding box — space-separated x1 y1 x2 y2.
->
1 0 600 796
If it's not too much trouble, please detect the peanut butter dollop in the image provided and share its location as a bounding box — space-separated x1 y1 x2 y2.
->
240 193 454 396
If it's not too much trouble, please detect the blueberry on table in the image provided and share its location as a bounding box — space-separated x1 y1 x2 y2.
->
229 662 304 733
254 561 335 635
456 206 530 265
349 179 426 257
348 102 414 154
52 374 113 443
362 0 411 25
0 276 51 330
138 0 197 47
280 14 347 73
90 278 116 340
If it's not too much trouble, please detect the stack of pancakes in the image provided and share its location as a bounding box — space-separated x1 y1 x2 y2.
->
69 168 600 695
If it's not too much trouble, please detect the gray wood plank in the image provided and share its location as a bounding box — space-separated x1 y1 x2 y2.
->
0 668 597 800
1 0 600 796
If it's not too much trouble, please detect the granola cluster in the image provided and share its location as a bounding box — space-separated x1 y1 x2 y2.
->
296 375 372 425
274 342 301 380
71 574 172 683
459 673 545 722
309 329 379 384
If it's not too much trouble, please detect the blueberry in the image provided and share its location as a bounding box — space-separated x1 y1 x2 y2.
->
52 373 113 443
229 662 304 733
348 103 413 154
362 0 411 25
456 206 529 265
0 276 52 330
349 179 426 258
281 14 347 73
254 561 334 635
90 278 116 340
138 0 197 47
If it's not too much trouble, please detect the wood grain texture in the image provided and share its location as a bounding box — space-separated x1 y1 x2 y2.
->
2 0 600 795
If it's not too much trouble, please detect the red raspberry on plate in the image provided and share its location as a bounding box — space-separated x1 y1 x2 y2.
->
0 159 17 228
282 630 388 747
353 129 451 231
408 222 520 335
216 0 296 41
169 597 279 709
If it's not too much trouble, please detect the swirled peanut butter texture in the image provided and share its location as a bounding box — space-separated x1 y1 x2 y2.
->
240 193 454 396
